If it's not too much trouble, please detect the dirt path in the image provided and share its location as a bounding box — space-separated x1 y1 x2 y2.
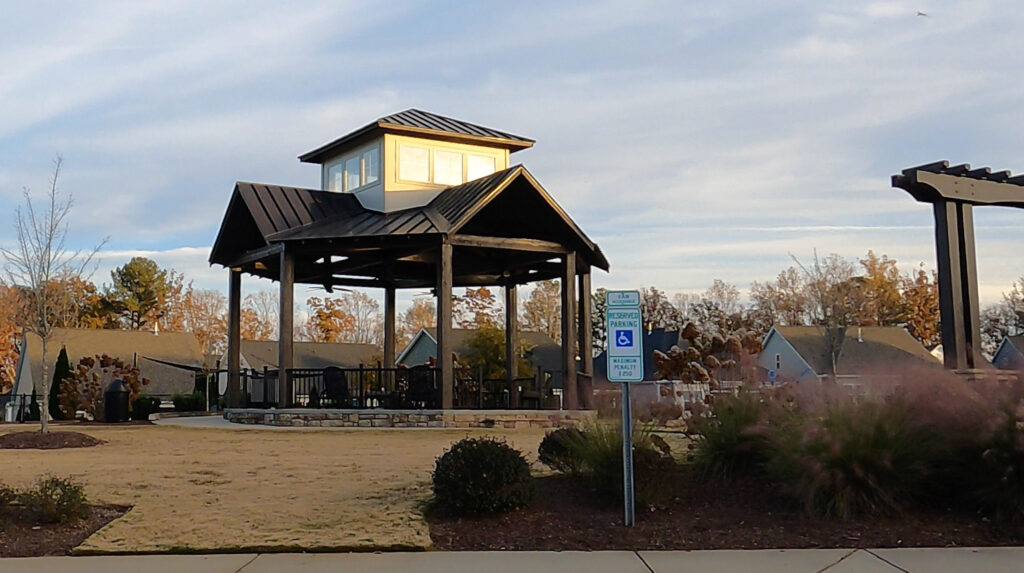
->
0 425 546 553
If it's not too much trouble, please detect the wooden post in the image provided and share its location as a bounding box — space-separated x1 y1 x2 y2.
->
933 201 982 369
279 248 295 407
384 286 396 368
227 269 242 408
437 239 454 409
561 254 578 410
578 267 593 409
505 283 519 408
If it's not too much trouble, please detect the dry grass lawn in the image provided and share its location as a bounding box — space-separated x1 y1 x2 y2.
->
0 424 548 553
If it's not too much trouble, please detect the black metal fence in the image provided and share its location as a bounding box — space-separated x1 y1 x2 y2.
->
239 365 563 410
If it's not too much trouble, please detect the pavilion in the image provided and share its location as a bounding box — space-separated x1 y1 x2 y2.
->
209 109 609 411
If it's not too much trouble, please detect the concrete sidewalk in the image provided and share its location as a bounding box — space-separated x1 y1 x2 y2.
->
1 548 1022 572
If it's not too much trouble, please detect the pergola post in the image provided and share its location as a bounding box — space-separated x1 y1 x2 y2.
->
934 200 981 369
437 239 454 409
278 248 295 407
561 254 578 410
227 269 242 408
384 285 396 368
577 266 593 409
505 283 519 408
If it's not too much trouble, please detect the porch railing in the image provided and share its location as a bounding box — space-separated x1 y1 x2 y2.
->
240 365 562 410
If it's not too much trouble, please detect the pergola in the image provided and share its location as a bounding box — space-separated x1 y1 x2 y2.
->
893 161 1024 370
209 165 609 409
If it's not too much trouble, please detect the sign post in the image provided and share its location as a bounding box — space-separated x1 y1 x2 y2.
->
606 290 643 527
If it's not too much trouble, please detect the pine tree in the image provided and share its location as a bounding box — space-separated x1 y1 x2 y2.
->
49 346 71 420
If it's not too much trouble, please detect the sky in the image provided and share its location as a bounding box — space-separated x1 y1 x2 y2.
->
2 0 1024 312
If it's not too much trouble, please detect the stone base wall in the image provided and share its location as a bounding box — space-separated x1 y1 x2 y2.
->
224 408 596 429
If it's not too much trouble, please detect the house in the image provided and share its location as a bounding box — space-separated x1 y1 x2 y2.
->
396 328 560 375
217 340 380 394
757 325 940 385
7 328 203 420
992 336 1024 371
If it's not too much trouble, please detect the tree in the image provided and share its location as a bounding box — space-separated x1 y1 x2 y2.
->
184 287 228 354
106 257 171 330
791 251 863 378
48 346 71 421
981 275 1024 358
0 284 23 392
454 287 502 328
156 270 187 331
242 290 278 341
857 251 904 326
399 297 436 347
749 267 809 333
901 265 940 348
592 287 608 353
299 296 356 343
639 286 680 331
1 156 104 433
521 280 561 343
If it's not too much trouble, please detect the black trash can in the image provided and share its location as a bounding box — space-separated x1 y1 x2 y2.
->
104 379 130 423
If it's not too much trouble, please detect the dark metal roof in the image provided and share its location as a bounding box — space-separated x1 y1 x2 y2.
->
298 109 534 164
209 166 609 272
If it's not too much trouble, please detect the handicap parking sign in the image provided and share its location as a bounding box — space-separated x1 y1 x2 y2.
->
615 329 633 347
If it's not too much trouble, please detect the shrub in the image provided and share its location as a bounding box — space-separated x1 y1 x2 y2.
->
563 423 676 506
955 403 1024 521
172 391 207 412
19 476 90 523
690 392 767 481
0 484 16 506
538 427 585 474
131 394 163 420
763 397 935 519
432 437 534 515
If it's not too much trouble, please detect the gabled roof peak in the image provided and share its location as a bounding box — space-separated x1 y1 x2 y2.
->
299 109 534 164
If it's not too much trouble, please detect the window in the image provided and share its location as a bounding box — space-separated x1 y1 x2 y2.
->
775 354 781 370
467 154 496 181
345 156 360 191
325 143 381 192
399 145 429 182
363 148 379 186
433 150 463 185
327 162 344 192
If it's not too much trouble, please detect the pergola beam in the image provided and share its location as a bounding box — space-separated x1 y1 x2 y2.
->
450 234 568 254
892 161 1022 370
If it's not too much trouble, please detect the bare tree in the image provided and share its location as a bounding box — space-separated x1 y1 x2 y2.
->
1 157 104 433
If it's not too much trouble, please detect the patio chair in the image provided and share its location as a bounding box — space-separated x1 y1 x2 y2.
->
323 367 352 407
407 366 439 408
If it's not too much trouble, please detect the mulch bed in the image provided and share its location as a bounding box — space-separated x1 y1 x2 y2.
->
427 472 1024 550
0 431 104 450
0 505 129 557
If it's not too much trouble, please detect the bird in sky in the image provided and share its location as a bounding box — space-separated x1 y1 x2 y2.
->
917 10 929 16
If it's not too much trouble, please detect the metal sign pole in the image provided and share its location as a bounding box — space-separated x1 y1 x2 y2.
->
606 290 642 528
621 381 635 526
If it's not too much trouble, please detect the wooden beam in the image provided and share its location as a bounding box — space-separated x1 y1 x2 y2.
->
934 201 969 369
384 286 396 368
578 268 593 409
224 243 283 269
227 269 242 408
957 203 982 367
914 171 1024 207
561 255 578 410
279 248 295 407
437 239 454 409
505 284 519 408
451 234 567 254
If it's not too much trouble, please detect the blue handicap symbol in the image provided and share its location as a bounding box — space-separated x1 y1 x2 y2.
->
614 329 633 347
